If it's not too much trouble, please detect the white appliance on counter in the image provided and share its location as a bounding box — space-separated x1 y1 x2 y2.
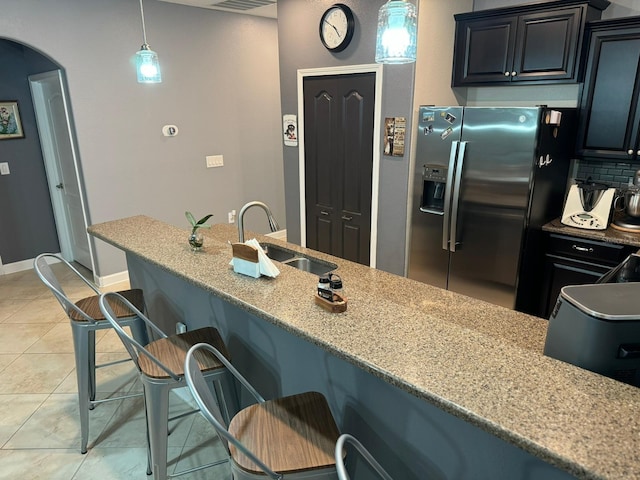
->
561 180 616 230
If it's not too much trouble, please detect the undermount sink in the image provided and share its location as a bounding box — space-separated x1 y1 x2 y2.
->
260 243 337 276
260 243 296 262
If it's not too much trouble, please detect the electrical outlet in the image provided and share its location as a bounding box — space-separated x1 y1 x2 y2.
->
206 155 224 168
228 210 236 224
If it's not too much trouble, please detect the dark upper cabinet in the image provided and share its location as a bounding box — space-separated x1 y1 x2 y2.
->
576 17 640 162
452 0 609 87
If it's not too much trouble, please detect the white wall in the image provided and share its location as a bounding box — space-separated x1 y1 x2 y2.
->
0 0 284 277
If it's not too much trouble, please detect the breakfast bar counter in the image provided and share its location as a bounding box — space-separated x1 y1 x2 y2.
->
89 215 640 480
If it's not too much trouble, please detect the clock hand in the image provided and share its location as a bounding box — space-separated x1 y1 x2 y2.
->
324 20 342 38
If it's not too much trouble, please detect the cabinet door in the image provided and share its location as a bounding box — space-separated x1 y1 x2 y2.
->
512 7 582 82
576 27 640 161
540 255 610 318
452 15 517 86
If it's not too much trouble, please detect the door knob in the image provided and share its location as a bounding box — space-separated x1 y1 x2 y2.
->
55 183 64 189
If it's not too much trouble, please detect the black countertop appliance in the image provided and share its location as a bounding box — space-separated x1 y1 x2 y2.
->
544 276 640 386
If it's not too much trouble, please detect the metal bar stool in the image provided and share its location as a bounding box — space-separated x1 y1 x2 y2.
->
184 342 341 480
335 434 393 480
34 253 148 454
99 292 238 480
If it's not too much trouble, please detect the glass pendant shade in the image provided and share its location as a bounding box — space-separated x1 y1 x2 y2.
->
375 0 418 64
136 45 162 83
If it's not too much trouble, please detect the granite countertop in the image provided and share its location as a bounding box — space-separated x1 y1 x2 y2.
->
543 217 640 248
89 215 640 480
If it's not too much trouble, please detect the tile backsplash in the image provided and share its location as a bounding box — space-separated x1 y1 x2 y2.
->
575 160 639 189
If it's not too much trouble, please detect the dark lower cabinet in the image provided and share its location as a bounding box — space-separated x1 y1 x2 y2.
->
576 17 640 162
539 233 637 318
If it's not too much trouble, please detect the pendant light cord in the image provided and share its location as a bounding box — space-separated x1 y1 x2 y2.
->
139 0 148 46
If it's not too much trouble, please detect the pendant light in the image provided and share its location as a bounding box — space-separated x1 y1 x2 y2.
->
135 0 162 83
375 0 418 64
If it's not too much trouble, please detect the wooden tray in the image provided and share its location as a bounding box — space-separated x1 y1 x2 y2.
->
314 293 347 313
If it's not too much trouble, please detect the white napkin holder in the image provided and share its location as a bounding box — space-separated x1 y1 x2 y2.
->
230 239 280 278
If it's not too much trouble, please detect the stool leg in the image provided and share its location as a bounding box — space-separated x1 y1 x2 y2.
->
87 329 97 404
129 317 150 348
144 381 171 480
142 392 153 476
70 322 91 454
212 371 238 426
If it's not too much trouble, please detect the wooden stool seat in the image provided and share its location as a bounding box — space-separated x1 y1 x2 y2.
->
70 288 144 322
229 391 340 474
140 327 229 379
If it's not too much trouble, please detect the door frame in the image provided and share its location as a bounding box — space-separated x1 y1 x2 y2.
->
29 70 95 273
297 63 383 268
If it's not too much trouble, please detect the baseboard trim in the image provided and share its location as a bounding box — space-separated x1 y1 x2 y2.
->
0 255 128 288
1 258 39 275
94 270 130 288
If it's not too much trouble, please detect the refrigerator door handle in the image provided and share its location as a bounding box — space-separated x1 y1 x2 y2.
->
449 141 467 253
442 141 459 251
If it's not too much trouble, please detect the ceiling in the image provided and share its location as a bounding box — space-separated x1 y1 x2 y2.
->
157 0 277 18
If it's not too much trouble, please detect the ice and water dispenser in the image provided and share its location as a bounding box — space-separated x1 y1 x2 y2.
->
420 164 447 215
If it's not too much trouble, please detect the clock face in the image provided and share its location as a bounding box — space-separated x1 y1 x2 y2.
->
320 4 354 52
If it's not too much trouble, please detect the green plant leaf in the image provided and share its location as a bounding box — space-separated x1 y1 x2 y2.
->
196 214 214 227
185 211 197 227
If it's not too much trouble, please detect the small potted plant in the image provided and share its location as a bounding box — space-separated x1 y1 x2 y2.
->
185 211 213 251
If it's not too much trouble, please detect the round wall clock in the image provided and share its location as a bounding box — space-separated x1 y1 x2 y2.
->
319 4 355 53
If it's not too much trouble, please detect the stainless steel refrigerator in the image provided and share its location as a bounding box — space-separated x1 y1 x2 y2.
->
407 106 576 312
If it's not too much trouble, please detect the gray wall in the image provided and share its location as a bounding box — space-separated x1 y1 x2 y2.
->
0 41 59 264
0 0 284 278
277 0 417 275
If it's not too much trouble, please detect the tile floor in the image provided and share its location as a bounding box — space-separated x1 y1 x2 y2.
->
0 262 230 479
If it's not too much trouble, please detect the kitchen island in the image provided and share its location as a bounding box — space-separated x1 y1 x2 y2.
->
89 216 640 480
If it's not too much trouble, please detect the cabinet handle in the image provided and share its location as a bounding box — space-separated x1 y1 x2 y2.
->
572 245 594 253
504 72 510 77
628 149 634 155
511 71 517 76
637 150 640 156
320 210 329 216
341 215 353 221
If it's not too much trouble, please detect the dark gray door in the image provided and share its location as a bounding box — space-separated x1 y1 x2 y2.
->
303 73 375 265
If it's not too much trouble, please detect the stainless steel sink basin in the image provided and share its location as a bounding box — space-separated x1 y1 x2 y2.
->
260 243 295 262
260 243 337 275
283 258 336 276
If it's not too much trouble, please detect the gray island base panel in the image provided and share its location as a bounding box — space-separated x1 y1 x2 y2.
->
88 216 640 480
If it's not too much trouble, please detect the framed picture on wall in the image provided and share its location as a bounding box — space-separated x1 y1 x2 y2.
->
0 101 24 140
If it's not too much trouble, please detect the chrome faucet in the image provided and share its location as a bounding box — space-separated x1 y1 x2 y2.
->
238 201 280 243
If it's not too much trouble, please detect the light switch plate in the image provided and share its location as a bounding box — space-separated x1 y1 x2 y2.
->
206 155 224 168
0 162 9 175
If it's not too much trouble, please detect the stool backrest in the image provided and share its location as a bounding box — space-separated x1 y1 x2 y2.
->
335 434 393 480
184 343 279 479
99 292 177 380
34 253 100 322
